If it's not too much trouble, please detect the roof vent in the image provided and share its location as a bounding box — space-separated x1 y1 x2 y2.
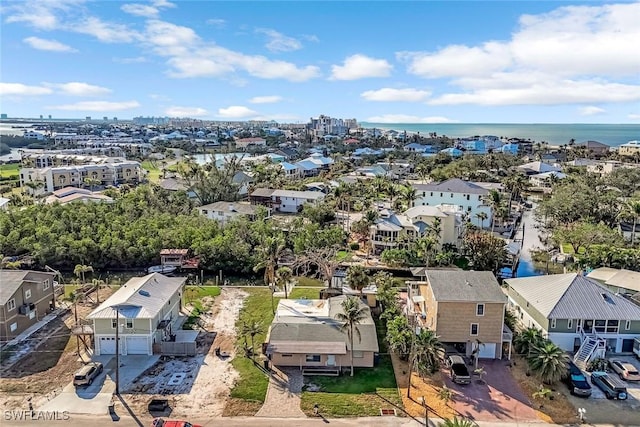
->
465 280 471 286
139 290 151 297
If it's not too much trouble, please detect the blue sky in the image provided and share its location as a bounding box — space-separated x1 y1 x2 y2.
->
1 0 639 123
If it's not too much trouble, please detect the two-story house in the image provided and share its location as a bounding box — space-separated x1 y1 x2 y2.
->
504 273 640 369
407 270 510 359
198 201 270 225
88 273 186 355
0 270 56 341
412 178 491 228
250 188 325 213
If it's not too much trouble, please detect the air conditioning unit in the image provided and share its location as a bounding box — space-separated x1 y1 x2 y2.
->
18 303 35 315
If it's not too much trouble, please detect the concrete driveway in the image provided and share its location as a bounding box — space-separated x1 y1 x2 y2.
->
38 355 159 415
442 359 539 422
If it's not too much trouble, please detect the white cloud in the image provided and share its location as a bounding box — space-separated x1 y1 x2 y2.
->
366 114 458 124
48 100 140 111
113 56 148 64
0 83 53 96
206 18 226 28
165 106 208 117
152 0 176 8
4 0 81 30
256 28 302 52
579 106 606 116
401 2 640 106
361 88 431 102
626 113 640 120
249 96 283 104
330 54 392 80
217 106 258 119
149 93 171 101
75 16 141 43
45 82 111 96
302 34 319 43
428 78 640 106
121 4 159 18
23 36 77 52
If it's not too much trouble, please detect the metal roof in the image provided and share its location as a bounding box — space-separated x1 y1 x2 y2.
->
404 205 449 218
423 270 506 303
199 201 258 215
272 189 325 200
505 273 640 320
267 341 347 355
88 273 186 320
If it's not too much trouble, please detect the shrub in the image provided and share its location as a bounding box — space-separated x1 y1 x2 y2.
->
349 242 360 250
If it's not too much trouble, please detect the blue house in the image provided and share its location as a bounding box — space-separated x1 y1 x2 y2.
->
499 143 519 155
440 147 463 157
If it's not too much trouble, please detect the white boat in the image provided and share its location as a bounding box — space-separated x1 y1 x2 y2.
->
147 265 177 274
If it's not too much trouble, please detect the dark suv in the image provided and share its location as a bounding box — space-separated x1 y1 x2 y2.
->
591 372 628 400
564 361 591 397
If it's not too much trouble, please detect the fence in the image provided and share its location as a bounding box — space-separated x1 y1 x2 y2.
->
154 341 196 356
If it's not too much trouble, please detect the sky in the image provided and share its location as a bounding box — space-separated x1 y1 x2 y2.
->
1 0 639 124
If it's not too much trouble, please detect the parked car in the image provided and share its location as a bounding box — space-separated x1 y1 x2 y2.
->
590 372 628 400
151 419 202 427
447 355 471 385
608 359 640 382
564 361 592 397
73 362 103 387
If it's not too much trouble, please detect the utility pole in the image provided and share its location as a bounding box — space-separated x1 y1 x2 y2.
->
115 307 120 395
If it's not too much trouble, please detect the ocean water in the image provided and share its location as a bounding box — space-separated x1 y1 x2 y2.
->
361 123 640 147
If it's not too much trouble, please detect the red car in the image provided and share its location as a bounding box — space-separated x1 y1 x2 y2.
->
151 419 202 427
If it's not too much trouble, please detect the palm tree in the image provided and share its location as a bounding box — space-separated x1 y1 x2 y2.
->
437 385 453 407
253 234 286 286
527 341 569 384
402 184 417 209
412 329 444 377
514 327 545 358
620 199 640 245
475 212 488 230
415 235 437 271
275 266 293 299
334 296 369 377
482 189 504 233
438 417 477 427
241 320 264 360
346 265 369 296
73 264 93 284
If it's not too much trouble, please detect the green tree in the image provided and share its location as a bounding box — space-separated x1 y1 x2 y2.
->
438 417 477 427
482 189 504 233
475 211 488 230
620 199 640 245
334 296 369 377
73 264 93 284
412 329 443 376
346 265 369 295
527 341 569 384
461 231 506 273
514 327 545 357
253 234 286 286
386 316 413 360
241 320 264 360
275 266 293 299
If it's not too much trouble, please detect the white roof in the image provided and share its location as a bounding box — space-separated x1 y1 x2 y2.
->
404 205 448 218
587 268 640 293
88 273 186 320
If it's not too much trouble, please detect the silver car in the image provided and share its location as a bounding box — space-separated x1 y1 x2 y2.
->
608 359 640 382
73 361 103 386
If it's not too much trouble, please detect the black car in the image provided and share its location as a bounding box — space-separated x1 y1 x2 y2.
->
564 361 592 397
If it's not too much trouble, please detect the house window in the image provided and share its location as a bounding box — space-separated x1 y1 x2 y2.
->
626 320 631 330
450 193 454 198
10 322 18 332
476 304 485 316
202 210 208 215
112 319 117 329
353 350 364 358
7 299 16 311
440 193 443 197
43 280 50 291
470 323 479 336
25 289 32 300
594 319 606 333
567 319 573 329
125 319 134 329
551 319 557 329
281 354 293 358
466 194 470 200
305 354 321 363
606 320 619 333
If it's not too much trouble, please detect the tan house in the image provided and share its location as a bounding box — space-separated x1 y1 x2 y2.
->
0 270 56 341
265 296 379 373
407 270 510 359
87 273 186 355
235 137 267 150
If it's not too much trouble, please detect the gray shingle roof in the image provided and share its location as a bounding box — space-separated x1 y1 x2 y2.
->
251 188 275 197
199 201 258 215
88 273 186 320
424 270 506 303
268 295 378 352
505 273 640 320
413 178 489 195
0 270 56 305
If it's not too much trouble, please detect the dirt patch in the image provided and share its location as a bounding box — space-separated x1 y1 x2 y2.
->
510 356 578 424
122 288 247 418
222 397 263 416
391 352 457 420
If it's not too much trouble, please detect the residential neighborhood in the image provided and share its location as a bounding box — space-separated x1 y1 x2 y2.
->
1 115 640 427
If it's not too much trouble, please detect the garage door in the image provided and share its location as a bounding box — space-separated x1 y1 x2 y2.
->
99 337 117 355
478 343 497 359
126 336 149 355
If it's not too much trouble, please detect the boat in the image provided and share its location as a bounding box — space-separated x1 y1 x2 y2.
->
147 265 177 274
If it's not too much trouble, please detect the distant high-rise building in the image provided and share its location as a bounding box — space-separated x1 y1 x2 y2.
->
103 116 108 121
40 115 43 119
48 115 52 120
113 117 118 121
0 114 7 119
85 116 92 121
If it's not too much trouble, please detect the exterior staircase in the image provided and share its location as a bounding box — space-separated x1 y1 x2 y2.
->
573 327 607 370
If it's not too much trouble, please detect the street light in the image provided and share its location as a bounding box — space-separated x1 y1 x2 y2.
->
420 396 428 426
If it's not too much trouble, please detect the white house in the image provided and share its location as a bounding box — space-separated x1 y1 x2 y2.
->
412 178 491 228
88 273 186 356
250 188 325 213
0 197 9 211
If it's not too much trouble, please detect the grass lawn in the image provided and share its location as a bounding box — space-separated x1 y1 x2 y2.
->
336 250 353 262
560 244 586 255
182 285 221 329
141 160 162 183
294 276 325 287
0 163 19 179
